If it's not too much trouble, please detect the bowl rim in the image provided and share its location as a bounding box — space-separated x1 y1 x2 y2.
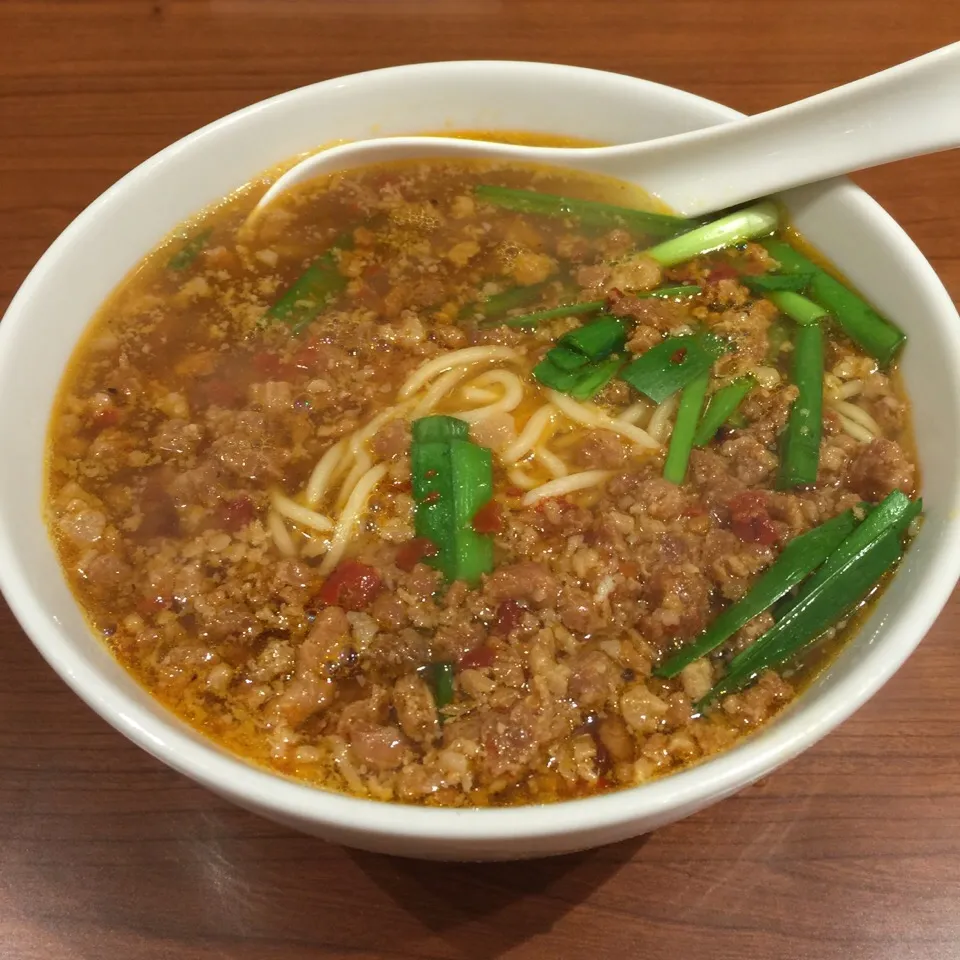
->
2 59 959 848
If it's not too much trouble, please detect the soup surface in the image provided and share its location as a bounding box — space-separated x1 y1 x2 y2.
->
47 134 918 807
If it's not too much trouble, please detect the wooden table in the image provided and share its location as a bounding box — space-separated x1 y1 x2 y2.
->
2 2 958 957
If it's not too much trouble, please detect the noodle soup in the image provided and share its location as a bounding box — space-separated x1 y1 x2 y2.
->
46 141 918 807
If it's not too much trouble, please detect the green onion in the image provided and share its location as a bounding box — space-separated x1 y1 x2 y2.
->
474 184 696 238
411 416 494 585
413 416 468 444
483 299 604 329
460 281 553 322
692 376 756 446
532 356 580 392
486 286 701 330
768 290 829 325
166 229 211 271
548 345 590 372
656 510 859 678
569 356 623 401
762 239 905 366
557 316 627 360
777 322 824 489
783 491 917 611
701 496 921 706
663 372 709 484
533 355 622 399
645 202 779 268
267 234 354 333
426 661 456 712
620 332 730 404
268 263 347 333
742 272 815 294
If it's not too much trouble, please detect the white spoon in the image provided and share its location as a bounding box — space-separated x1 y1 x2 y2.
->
247 43 960 227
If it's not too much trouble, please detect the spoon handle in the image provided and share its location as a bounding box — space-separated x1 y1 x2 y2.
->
599 42 960 217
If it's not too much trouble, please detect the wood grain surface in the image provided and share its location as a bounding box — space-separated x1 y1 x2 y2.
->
1 2 959 958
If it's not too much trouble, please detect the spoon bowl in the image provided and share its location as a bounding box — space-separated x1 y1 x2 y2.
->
249 42 960 227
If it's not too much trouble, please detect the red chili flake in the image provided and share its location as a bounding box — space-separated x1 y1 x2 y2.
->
727 490 778 545
682 499 707 517
425 469 438 479
293 340 320 370
706 262 739 283
137 594 169 615
471 500 503 534
395 537 438 572
670 348 688 364
203 378 242 407
218 496 255 532
315 561 383 611
459 645 496 669
252 352 284 378
492 598 525 636
596 775 612 790
94 408 120 428
422 490 441 505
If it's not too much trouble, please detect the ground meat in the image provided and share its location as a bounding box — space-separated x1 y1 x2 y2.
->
481 702 539 780
558 587 604 634
567 649 622 710
349 722 409 771
679 660 714 702
625 476 687 520
207 410 284 481
625 324 663 354
151 418 203 456
573 430 631 469
392 673 440 745
596 715 635 763
371 419 411 461
609 290 691 330
720 435 778 485
620 683 669 735
267 672 335 728
79 552 132 595
847 438 915 502
57 503 106 547
605 255 662 293
484 562 560 608
702 530 775 600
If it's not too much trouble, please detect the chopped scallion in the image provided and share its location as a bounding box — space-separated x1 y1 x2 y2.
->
645 202 779 268
167 229 211 271
663 372 709 484
701 495 921 705
557 316 627 360
620 332 730 404
692 376 756 446
474 184 696 238
411 415 495 585
656 510 859 677
482 299 604 329
777 322 824 489
762 239 905 366
768 290 830 326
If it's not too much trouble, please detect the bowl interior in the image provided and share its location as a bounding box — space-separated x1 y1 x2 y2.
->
1 61 958 860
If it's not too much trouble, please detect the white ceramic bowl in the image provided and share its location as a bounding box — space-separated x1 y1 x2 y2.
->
1 62 958 861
